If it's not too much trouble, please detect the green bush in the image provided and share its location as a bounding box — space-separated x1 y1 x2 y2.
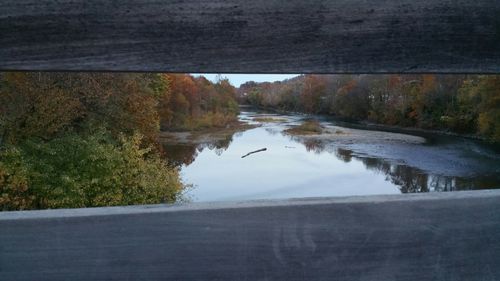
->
0 148 33 210
0 131 184 211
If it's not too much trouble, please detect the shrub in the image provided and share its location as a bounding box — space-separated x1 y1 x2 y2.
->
0 131 184 210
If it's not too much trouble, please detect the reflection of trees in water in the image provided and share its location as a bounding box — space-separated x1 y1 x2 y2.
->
335 148 353 163
357 154 490 193
288 136 488 193
205 134 233 156
429 176 455 192
302 139 326 154
162 134 234 166
162 144 199 167
357 157 492 193
360 157 429 193
287 136 327 154
265 128 280 136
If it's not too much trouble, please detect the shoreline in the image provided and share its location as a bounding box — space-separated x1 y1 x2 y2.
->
240 105 498 147
158 120 259 145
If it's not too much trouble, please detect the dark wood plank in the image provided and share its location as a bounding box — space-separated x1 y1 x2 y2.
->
1 191 500 280
1 0 499 73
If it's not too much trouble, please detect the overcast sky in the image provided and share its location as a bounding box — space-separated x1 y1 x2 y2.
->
192 74 299 87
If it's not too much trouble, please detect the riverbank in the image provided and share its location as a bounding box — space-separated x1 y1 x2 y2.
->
281 118 499 178
242 105 498 147
159 121 258 145
284 120 426 145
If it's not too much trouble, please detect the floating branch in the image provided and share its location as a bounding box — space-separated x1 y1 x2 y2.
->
241 148 267 158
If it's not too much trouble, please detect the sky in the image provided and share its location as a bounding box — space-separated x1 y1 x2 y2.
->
191 74 299 87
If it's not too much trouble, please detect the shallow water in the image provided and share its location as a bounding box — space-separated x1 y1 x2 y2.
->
162 110 500 202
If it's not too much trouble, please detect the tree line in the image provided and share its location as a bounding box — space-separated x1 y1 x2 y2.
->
0 72 239 210
238 75 500 142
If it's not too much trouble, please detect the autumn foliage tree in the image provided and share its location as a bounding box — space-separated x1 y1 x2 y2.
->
458 76 500 141
0 72 166 146
158 74 239 130
237 74 500 143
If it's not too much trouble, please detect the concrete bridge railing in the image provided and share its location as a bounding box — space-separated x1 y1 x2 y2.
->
1 190 500 280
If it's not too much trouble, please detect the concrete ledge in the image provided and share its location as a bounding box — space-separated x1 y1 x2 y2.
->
2 189 500 221
2 190 500 280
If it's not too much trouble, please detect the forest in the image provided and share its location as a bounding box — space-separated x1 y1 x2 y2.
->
0 72 239 210
239 75 500 142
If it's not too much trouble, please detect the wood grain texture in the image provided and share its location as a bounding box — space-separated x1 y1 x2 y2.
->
1 0 499 73
1 191 500 280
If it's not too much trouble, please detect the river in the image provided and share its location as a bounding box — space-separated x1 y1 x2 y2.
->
162 109 500 202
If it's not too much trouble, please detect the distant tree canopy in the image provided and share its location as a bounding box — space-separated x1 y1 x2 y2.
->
160 74 239 131
238 74 500 142
0 72 239 210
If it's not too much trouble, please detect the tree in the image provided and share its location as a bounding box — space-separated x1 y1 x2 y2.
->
0 72 165 146
459 76 500 142
300 75 326 113
158 74 239 130
330 78 369 120
0 131 183 210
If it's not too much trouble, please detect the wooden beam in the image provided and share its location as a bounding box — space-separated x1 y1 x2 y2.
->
1 0 499 73
1 190 500 280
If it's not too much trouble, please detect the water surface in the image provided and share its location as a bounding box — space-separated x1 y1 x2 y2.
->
163 110 500 202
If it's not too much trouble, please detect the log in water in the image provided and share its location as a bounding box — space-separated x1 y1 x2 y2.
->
241 148 267 158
